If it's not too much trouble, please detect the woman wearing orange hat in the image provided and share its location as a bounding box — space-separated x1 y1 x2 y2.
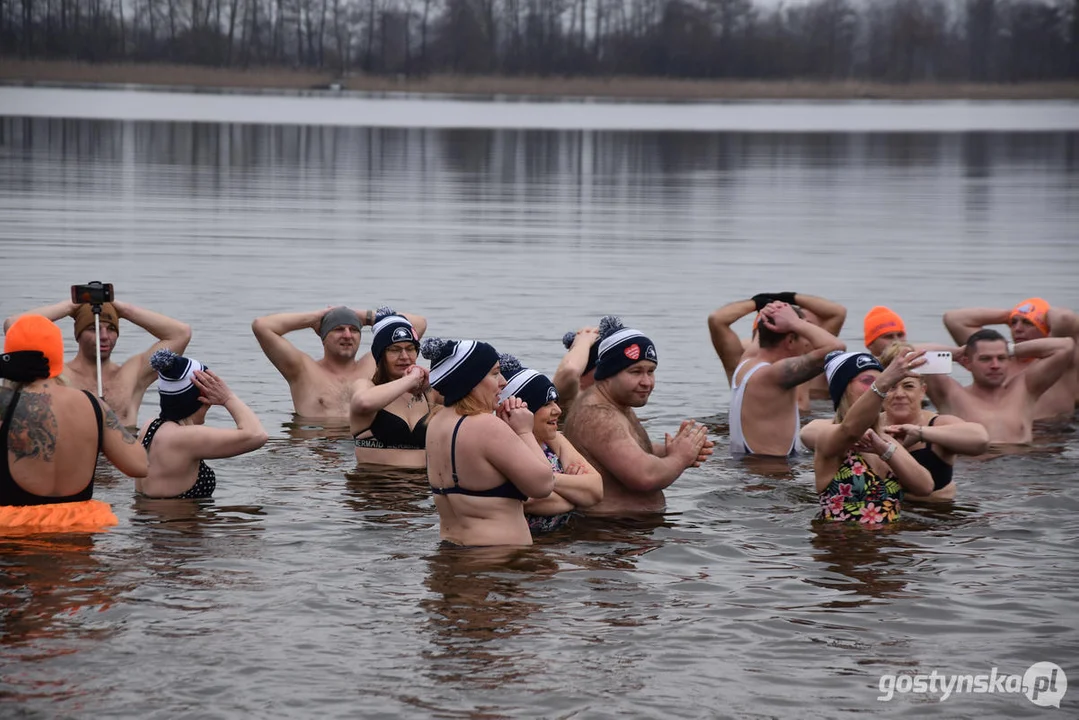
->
0 315 148 531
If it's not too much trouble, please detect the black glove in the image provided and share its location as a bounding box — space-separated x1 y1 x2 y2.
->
751 292 798 311
0 350 50 382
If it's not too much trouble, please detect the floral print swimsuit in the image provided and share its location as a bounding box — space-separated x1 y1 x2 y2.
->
525 444 575 534
819 450 902 525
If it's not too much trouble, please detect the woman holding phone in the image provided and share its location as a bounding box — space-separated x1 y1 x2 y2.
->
801 344 989 502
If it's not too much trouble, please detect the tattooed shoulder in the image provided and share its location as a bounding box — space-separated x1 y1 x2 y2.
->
8 392 58 463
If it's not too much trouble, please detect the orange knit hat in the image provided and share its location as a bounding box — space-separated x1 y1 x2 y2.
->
1009 298 1050 335
863 306 906 348
4 314 64 378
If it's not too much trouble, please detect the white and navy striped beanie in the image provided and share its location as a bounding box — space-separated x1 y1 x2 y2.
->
150 349 206 420
371 307 419 363
420 337 499 406
593 319 658 381
497 354 558 413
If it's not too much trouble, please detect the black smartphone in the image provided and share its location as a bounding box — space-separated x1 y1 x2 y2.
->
71 282 115 305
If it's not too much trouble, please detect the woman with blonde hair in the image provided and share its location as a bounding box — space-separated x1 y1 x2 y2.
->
420 338 554 547
137 349 267 499
803 350 933 525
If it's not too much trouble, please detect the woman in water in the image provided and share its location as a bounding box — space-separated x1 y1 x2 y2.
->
137 349 267 499
0 315 147 530
350 309 431 468
421 338 554 547
808 350 933 525
497 354 602 533
801 344 990 502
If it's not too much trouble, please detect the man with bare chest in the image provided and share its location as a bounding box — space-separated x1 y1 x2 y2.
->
252 305 427 419
924 329 1075 445
3 295 191 428
563 322 712 514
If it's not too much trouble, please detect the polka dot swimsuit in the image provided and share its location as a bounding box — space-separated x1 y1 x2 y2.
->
141 418 217 499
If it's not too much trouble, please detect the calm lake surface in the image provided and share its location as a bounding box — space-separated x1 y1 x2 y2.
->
1 90 1078 718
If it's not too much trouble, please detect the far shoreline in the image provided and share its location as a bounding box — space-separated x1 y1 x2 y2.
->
3 60 1079 102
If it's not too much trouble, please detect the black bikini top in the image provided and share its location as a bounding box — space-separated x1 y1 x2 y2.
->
429 415 528 502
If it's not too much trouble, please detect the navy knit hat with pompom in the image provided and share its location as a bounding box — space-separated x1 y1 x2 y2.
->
370 307 419 363
420 337 499 406
151 348 206 420
561 315 619 375
496 353 558 413
593 317 658 381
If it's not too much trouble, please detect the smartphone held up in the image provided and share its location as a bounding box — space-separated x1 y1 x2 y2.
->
71 281 114 306
909 351 952 375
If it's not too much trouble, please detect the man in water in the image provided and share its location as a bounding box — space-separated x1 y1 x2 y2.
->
252 306 426 418
943 298 1079 417
3 295 191 428
863 305 908 358
725 302 845 456
923 329 1075 444
708 291 846 407
563 323 712 514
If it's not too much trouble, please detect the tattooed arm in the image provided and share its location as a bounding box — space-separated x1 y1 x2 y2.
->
98 397 149 478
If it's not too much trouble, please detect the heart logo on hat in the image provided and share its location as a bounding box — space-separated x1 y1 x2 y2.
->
624 344 640 360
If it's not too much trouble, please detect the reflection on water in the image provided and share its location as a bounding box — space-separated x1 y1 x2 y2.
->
0 105 1077 717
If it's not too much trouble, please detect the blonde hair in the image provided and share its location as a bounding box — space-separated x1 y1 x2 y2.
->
879 342 916 368
424 387 492 423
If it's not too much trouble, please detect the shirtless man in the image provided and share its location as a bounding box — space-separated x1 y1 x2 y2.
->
252 305 426 419
863 306 907 358
726 302 845 456
563 324 713 514
3 295 191 427
943 298 1079 417
923 329 1075 445
708 291 846 407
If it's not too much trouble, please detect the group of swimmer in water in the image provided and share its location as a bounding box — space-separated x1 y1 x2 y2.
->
1 288 1076 546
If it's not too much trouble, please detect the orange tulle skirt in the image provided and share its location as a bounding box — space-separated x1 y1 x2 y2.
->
0 499 118 533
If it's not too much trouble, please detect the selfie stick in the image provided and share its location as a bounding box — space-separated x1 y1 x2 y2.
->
93 304 103 398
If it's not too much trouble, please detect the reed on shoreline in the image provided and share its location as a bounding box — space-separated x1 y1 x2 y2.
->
4 60 1079 101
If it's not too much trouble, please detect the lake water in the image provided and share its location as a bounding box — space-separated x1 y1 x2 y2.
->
1 88 1078 718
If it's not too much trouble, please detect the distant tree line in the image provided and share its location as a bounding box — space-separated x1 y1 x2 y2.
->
2 0 1077 82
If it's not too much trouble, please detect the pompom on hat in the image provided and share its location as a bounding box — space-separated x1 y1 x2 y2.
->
497 353 559 413
370 307 419 363
4 314 63 379
420 337 499 406
593 317 658 381
150 349 206 420
561 315 620 375
824 350 884 410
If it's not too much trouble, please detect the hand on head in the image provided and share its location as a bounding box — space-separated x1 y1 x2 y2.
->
573 327 600 347
760 302 800 334
194 369 235 407
497 396 534 434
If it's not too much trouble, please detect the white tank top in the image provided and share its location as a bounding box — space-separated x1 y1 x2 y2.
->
729 359 802 456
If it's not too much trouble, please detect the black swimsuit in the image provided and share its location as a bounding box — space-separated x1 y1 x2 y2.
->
141 418 217 499
354 398 430 450
909 415 954 492
429 415 528 501
0 389 101 507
